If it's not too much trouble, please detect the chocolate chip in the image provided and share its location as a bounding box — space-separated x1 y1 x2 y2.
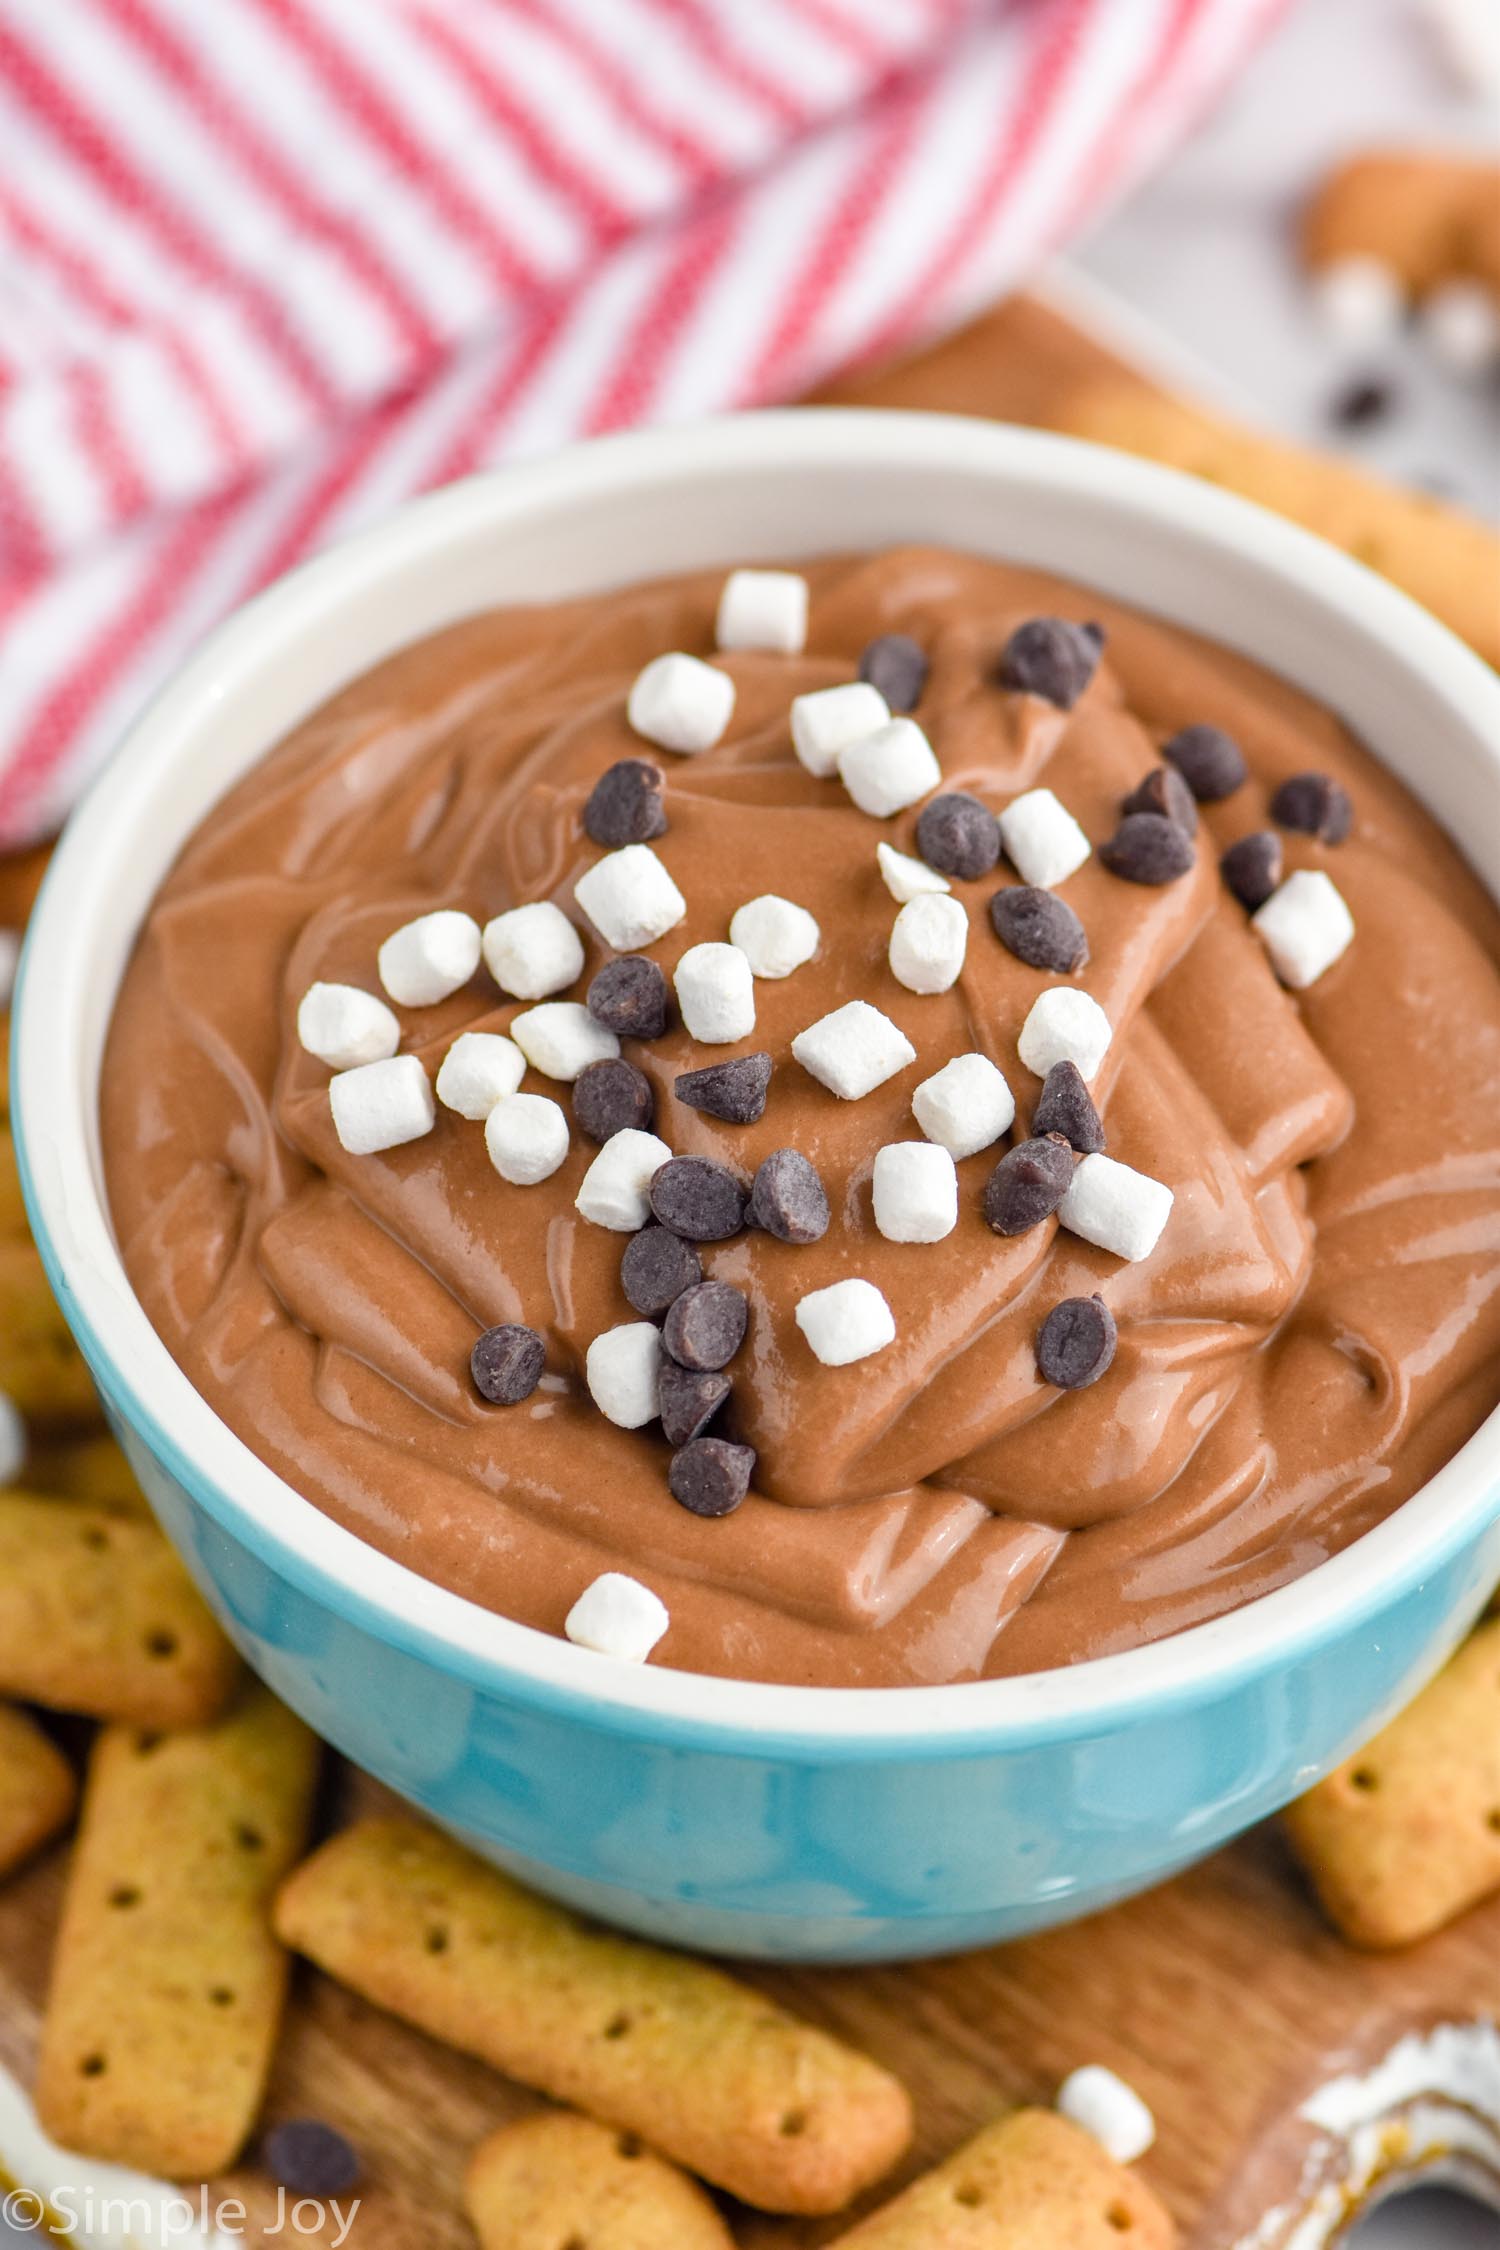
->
858 632 928 712
747 1148 830 1244
982 1135 1075 1236
663 1280 748 1372
1271 771 1353 843
668 1437 755 1518
1032 1060 1105 1154
659 1362 730 1446
1099 811 1195 885
573 1057 654 1143
1329 374 1395 430
470 1323 546 1404
1035 1295 1117 1390
263 2120 362 2198
620 1225 701 1317
1220 829 1283 911
997 617 1102 708
1162 724 1248 802
649 1155 747 1241
587 955 668 1039
675 1052 772 1125
1122 764 1197 835
914 792 1001 880
989 885 1090 973
584 758 667 846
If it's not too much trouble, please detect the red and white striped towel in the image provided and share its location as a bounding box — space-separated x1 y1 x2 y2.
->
0 0 1284 846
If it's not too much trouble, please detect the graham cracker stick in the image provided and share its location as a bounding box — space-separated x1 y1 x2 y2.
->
0 1488 239 1726
37 1682 321 2176
275 1817 912 2215
826 2108 1176 2248
0 1238 99 1425
466 2111 734 2249
0 1703 76 1879
1284 1615 1500 1947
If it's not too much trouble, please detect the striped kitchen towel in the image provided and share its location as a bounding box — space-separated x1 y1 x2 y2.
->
0 0 1284 844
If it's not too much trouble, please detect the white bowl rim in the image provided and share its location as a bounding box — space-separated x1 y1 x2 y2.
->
14 407 1500 1752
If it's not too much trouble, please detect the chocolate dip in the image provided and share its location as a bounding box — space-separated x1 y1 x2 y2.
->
101 549 1500 1686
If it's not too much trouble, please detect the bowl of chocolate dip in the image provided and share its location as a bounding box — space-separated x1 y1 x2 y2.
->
15 411 1500 1961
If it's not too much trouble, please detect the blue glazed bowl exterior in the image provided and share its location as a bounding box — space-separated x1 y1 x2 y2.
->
15 414 1500 1963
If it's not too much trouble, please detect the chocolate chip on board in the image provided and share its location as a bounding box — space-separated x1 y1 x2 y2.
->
1220 830 1284 912
747 1148 830 1244
1099 811 1196 885
1031 1060 1106 1154
997 617 1102 708
663 1281 749 1372
915 792 1001 880
586 955 669 1040
1036 1295 1118 1390
1161 723 1248 802
1271 771 1354 843
674 1053 773 1125
983 1135 1076 1236
620 1226 702 1318
1122 763 1197 835
1330 374 1396 430
658 1362 731 1447
668 1438 755 1518
471 1324 547 1404
989 886 1090 974
857 632 928 712
649 1155 747 1241
584 758 668 847
263 2120 363 2198
573 1057 655 1143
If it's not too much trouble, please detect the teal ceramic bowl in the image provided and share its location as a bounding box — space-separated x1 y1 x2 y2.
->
15 413 1500 1962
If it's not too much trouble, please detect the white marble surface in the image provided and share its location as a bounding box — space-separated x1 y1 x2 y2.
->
1076 0 1499 520
1079 4 1497 2242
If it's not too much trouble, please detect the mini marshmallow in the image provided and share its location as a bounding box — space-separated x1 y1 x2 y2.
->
0 929 19 1012
795 1277 896 1368
1018 987 1112 1082
715 567 808 654
484 1092 570 1185
792 999 916 1101
912 1051 1016 1159
838 718 942 818
510 1001 620 1082
1420 277 1500 375
297 982 401 1070
0 1390 24 1487
1057 2066 1156 2164
628 652 735 754
877 840 950 904
888 892 968 995
438 1031 526 1118
729 894 819 978
872 1141 958 1244
328 1054 435 1155
1252 868 1355 989
791 680 889 778
565 1571 669 1662
575 1127 675 1230
584 1321 662 1429
378 909 481 1007
574 844 686 952
999 788 1091 889
482 901 585 1000
1425 0 1500 99
1061 1152 1173 1264
1310 253 1405 343
674 942 756 1044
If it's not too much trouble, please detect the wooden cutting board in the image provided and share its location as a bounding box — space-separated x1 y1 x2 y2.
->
3 291 1496 2248
0 1762 1496 2248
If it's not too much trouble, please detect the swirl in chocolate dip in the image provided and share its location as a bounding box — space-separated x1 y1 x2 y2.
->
101 549 1500 1686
